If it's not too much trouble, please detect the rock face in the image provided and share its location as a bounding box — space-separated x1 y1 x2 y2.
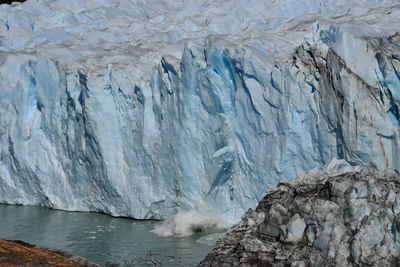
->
0 0 400 221
198 160 400 266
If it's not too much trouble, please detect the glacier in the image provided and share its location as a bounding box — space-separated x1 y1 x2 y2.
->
0 0 400 222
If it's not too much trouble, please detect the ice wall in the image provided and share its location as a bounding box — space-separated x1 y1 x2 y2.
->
0 0 399 222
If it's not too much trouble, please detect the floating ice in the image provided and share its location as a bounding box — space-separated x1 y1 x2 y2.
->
197 233 227 246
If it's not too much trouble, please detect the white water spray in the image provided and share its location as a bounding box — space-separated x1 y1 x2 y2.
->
151 209 227 237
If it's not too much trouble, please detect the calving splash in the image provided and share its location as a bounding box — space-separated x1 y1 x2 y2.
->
152 209 227 237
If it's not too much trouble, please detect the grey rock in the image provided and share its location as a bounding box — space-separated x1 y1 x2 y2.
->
198 161 400 266
285 214 306 243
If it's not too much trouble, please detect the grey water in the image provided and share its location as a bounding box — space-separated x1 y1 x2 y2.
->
0 204 216 266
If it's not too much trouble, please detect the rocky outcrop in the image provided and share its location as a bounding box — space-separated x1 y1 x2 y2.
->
199 160 400 266
0 239 99 267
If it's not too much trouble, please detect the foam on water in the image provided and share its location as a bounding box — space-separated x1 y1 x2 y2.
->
196 233 227 246
152 209 228 237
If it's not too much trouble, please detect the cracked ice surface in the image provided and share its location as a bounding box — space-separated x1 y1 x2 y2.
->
0 0 400 222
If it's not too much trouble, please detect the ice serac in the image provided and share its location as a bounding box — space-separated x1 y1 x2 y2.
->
0 0 400 221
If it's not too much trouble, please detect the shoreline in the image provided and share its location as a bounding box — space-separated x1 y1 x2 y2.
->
0 239 99 267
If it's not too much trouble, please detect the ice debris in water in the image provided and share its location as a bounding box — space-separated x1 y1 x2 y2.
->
196 233 227 246
151 209 227 237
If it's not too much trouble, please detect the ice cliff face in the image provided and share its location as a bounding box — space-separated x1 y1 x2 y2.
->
0 0 400 221
198 160 400 266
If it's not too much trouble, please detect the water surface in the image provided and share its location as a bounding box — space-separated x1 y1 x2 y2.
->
0 204 216 266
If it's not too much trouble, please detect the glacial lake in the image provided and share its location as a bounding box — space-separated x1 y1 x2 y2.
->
0 204 218 266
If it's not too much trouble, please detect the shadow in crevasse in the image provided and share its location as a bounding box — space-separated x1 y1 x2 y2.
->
0 0 26 5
